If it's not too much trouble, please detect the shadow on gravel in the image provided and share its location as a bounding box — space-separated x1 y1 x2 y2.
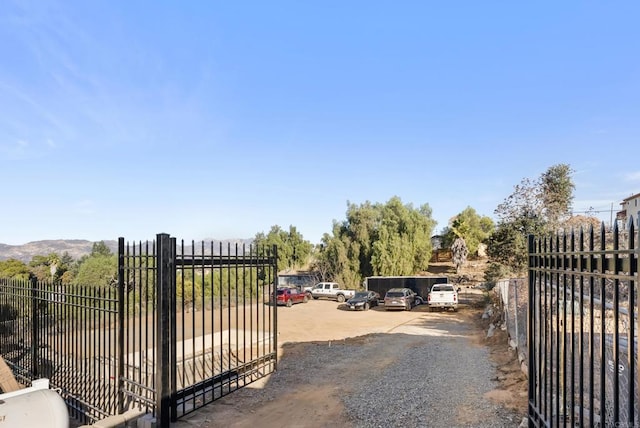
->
336 302 439 313
458 289 491 308
335 303 386 312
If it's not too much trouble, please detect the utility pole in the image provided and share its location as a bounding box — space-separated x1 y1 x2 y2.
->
609 202 613 229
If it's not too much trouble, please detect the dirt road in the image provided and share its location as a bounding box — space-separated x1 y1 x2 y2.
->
173 289 528 427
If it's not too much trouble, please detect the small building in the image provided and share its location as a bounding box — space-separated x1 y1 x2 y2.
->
277 271 320 289
616 192 640 229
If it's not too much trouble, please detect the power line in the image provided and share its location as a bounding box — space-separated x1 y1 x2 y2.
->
572 202 619 215
571 210 612 214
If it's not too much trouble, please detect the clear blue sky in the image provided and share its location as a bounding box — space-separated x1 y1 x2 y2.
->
1 1 639 246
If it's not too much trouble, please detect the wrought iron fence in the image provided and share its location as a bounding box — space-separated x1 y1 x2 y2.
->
149 235 279 424
528 221 638 427
0 277 120 422
0 234 278 425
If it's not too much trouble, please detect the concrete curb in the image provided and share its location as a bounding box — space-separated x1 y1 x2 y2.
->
78 409 151 428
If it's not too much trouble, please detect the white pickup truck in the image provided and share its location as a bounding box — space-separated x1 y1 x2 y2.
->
427 283 460 312
307 282 356 303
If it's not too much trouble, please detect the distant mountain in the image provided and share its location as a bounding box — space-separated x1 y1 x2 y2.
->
0 240 119 263
0 238 255 263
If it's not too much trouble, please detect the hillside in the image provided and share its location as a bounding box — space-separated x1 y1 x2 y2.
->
0 240 119 263
425 257 490 287
0 238 255 263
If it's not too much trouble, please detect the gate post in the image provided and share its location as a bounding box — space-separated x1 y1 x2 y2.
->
170 237 177 422
156 233 173 427
117 237 126 414
30 275 39 378
527 234 535 427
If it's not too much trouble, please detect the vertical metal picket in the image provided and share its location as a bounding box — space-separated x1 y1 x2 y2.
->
155 233 173 427
30 275 39 378
528 219 639 427
117 237 126 414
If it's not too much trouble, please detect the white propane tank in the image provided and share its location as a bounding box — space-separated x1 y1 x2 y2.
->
0 388 69 428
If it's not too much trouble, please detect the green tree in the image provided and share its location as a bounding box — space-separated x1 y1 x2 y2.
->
65 242 113 286
29 254 53 281
254 225 313 271
0 259 30 280
317 225 363 288
541 163 575 232
29 255 49 268
57 252 76 284
487 163 575 277
442 206 494 256
26 252 76 283
91 241 113 257
73 254 117 287
483 261 511 289
487 221 529 274
317 196 436 287
371 198 434 276
494 177 543 226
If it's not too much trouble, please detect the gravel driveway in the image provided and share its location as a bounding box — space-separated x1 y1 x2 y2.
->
174 292 527 428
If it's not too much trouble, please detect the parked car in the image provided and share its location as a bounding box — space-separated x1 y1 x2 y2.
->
274 287 309 307
427 283 459 312
345 291 380 311
309 282 356 303
383 288 416 311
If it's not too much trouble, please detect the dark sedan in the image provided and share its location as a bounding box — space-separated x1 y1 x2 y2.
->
346 291 380 311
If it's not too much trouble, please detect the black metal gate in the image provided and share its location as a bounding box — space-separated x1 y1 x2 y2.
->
0 233 277 425
528 222 638 427
118 234 278 425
